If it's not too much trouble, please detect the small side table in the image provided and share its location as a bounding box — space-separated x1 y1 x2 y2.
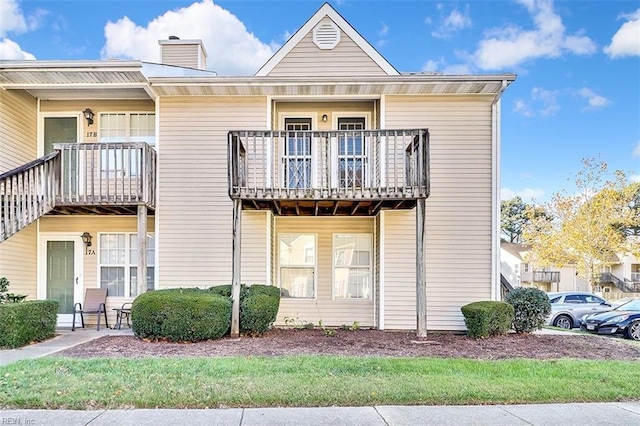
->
112 303 132 330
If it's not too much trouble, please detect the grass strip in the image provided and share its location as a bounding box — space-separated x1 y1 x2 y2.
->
1 356 638 409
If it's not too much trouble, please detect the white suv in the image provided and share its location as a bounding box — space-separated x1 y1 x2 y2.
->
546 292 613 329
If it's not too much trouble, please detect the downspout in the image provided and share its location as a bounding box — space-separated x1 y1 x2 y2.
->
491 80 508 300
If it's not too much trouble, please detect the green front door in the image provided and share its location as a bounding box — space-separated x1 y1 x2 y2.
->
46 240 76 314
44 116 78 195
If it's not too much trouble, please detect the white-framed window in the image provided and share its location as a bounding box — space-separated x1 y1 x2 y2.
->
99 113 155 175
279 233 316 298
333 234 372 300
99 233 155 297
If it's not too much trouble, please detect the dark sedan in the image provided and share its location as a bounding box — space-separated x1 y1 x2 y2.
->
579 298 640 341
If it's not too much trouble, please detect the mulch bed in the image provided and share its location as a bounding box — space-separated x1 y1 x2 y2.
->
52 328 640 360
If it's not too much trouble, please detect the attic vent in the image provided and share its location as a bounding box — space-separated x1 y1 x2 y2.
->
313 21 340 50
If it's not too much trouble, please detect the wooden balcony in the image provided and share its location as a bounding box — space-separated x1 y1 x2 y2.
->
51 142 156 215
1 142 156 241
521 271 561 283
228 129 429 216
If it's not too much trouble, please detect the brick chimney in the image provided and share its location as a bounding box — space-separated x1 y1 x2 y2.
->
158 36 208 70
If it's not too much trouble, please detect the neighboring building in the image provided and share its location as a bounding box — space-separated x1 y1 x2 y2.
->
596 248 640 297
499 240 587 293
0 3 515 333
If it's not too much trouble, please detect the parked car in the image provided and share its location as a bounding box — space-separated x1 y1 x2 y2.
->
579 298 640 340
611 297 636 307
546 292 613 329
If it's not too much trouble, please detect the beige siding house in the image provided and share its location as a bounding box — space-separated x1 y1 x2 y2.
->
0 4 515 334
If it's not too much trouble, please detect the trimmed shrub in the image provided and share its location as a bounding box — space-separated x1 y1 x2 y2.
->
240 285 280 335
0 300 58 348
461 301 514 338
209 284 281 336
506 287 551 334
131 288 231 342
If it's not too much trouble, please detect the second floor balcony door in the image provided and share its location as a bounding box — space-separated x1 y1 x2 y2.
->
284 118 312 189
44 116 79 196
337 117 366 189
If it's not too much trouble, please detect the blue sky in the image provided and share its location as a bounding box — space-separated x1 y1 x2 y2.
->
1 0 639 202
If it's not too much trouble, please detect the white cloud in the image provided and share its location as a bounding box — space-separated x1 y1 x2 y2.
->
532 87 559 116
101 0 275 76
577 87 611 110
379 22 389 37
631 175 640 183
633 141 640 157
604 9 640 58
513 99 533 117
421 57 471 74
430 6 472 39
501 187 545 201
0 38 35 59
471 0 596 70
0 0 46 37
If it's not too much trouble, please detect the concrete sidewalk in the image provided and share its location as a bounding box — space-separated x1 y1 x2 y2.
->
0 327 132 366
2 328 638 425
1 403 640 426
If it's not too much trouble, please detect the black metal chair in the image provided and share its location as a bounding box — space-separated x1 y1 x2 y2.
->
72 288 109 331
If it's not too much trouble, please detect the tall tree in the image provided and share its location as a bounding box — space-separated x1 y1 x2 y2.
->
501 196 549 243
522 158 634 290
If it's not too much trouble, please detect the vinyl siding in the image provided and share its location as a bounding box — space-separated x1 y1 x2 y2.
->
0 89 38 297
39 215 155 326
275 216 375 327
268 17 388 77
0 223 37 298
161 44 201 69
157 97 267 287
40 100 155 144
384 95 495 331
0 89 37 172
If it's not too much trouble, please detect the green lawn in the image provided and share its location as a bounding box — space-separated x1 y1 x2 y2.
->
1 356 638 409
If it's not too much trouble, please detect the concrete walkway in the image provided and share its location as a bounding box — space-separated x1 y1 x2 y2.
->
1 328 639 425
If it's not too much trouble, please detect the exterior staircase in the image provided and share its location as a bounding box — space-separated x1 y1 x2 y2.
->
1 142 157 242
0 151 59 241
599 272 639 293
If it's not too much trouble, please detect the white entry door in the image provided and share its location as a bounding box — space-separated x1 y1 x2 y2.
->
40 234 84 326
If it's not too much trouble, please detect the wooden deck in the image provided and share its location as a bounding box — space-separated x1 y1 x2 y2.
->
1 142 156 241
228 129 429 216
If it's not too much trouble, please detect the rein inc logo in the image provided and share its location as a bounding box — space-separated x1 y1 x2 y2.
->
1 418 34 425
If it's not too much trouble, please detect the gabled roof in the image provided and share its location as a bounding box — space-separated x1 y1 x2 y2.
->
255 2 398 76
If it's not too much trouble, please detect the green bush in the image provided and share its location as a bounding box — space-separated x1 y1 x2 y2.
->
209 284 281 336
0 300 58 348
461 301 514 338
240 285 280 335
131 288 231 342
505 287 551 334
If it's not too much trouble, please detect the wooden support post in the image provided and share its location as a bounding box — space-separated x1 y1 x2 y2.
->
416 198 427 338
137 204 148 297
231 198 242 338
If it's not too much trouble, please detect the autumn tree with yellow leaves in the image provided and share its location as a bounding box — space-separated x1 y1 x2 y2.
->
522 158 639 291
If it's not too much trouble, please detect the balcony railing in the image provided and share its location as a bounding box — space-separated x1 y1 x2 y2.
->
599 272 637 293
521 271 561 283
1 142 156 241
228 129 429 202
0 151 59 241
53 142 156 208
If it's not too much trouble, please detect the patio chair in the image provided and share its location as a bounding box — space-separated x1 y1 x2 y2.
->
72 288 109 331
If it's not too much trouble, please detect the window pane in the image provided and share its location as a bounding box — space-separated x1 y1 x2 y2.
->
101 266 124 296
130 113 156 145
99 113 126 142
280 268 314 298
333 234 371 299
130 266 155 297
279 234 315 266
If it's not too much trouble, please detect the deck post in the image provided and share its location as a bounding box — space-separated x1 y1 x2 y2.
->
137 204 148 297
231 198 242 338
416 198 427 338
